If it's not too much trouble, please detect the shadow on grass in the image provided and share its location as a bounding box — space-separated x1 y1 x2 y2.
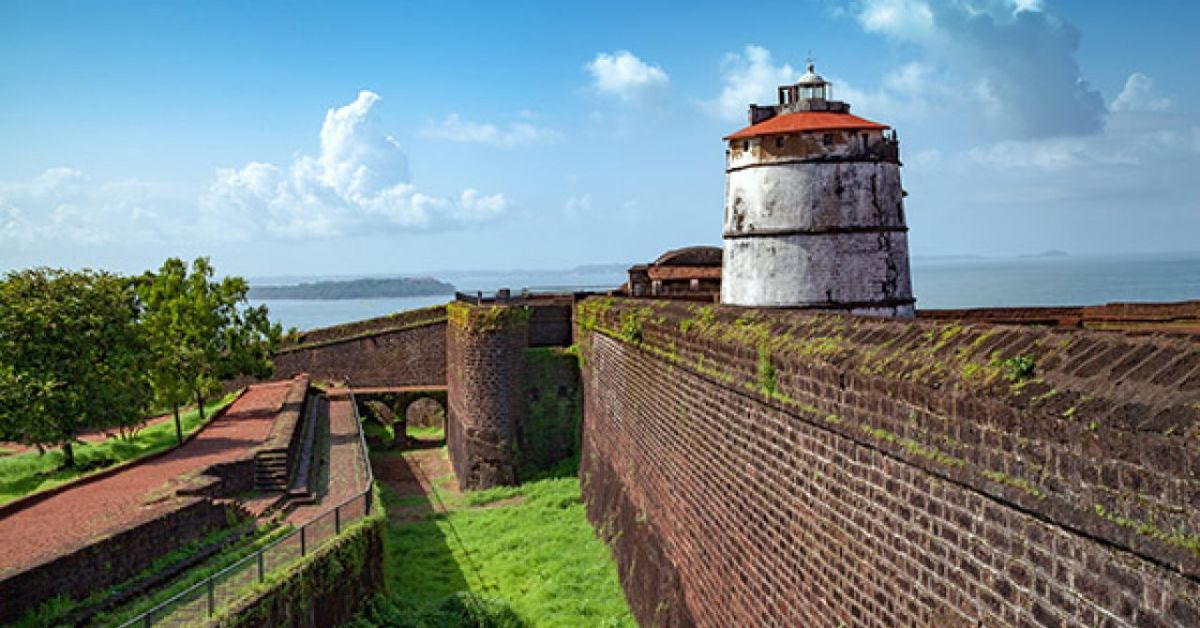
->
362 452 526 628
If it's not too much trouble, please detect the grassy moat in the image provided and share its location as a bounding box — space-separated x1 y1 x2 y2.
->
354 426 633 628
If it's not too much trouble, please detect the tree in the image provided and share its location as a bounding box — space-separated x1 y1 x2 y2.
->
0 268 151 467
138 258 200 445
140 258 281 441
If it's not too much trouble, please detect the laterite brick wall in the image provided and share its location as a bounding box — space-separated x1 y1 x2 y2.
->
267 307 447 387
577 297 1200 627
446 303 528 489
0 499 234 623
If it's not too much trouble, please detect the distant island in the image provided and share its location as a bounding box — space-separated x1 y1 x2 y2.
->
249 277 455 300
1019 249 1070 259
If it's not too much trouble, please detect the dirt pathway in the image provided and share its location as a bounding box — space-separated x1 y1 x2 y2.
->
371 444 457 522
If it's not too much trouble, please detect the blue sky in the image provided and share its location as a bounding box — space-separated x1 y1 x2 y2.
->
1 0 1197 277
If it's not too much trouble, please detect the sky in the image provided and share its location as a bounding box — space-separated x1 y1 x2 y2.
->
1 0 1197 277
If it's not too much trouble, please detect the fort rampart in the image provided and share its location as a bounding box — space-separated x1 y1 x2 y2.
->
445 303 529 489
576 297 1200 626
266 306 447 387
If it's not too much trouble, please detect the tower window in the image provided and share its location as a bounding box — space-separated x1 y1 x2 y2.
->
742 141 750 151
822 133 834 146
775 136 785 148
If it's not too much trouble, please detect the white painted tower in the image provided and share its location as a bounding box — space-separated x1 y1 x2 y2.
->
720 63 915 317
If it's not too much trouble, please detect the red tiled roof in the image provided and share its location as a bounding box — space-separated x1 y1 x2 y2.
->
724 111 889 140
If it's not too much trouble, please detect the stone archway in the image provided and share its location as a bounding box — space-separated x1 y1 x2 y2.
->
392 391 447 449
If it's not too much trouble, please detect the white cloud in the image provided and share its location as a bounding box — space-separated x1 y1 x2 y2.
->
564 194 592 220
585 51 669 103
202 90 508 238
1111 73 1172 113
705 45 795 122
858 0 935 39
966 137 1139 172
420 113 561 145
854 0 1105 139
1 91 509 249
0 168 177 248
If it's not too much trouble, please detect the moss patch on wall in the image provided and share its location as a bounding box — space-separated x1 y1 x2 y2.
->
516 348 582 482
215 491 386 628
447 302 531 335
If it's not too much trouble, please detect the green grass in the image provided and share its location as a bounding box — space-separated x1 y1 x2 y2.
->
353 451 633 627
406 424 445 441
0 393 238 506
363 420 396 443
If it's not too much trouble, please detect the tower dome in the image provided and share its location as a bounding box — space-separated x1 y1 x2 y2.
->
720 63 915 317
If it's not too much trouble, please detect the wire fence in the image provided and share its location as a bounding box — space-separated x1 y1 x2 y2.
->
117 392 375 627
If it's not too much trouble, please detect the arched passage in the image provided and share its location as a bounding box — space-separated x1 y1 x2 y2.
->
392 390 447 449
354 388 447 450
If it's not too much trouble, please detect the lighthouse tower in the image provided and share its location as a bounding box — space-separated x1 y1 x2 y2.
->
720 63 915 317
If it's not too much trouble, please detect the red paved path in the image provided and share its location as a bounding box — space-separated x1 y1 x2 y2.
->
0 380 295 577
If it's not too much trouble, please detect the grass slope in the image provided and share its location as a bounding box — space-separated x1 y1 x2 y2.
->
355 450 633 627
0 393 237 505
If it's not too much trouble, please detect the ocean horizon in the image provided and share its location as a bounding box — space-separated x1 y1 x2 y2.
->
249 251 1200 332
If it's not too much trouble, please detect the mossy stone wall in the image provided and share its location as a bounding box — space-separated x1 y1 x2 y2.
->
578 296 1200 626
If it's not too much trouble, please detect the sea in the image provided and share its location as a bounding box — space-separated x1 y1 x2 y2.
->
248 252 1200 332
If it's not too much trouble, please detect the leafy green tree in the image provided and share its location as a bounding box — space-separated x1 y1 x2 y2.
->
0 268 151 467
140 258 281 440
138 258 202 444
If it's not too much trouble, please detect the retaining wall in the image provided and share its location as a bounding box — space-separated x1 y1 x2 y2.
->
256 306 448 388
217 509 386 627
577 297 1200 627
0 499 235 623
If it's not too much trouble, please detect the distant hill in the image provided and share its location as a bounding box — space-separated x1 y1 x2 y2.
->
249 277 455 300
1020 249 1070 259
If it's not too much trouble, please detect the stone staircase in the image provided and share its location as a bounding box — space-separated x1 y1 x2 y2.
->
253 449 290 491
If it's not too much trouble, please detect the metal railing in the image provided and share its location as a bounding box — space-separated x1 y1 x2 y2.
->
118 392 375 627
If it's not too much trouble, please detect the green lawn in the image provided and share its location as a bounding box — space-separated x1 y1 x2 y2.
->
353 451 633 628
0 392 238 506
405 423 444 441
363 419 396 443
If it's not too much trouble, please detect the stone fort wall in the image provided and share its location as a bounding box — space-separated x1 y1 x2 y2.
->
445 303 529 489
264 305 447 387
576 297 1200 627
444 302 582 490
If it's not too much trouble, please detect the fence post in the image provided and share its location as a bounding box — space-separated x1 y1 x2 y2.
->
335 505 341 535
207 579 215 617
258 551 265 583
365 490 371 516
143 611 152 628
301 526 307 557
